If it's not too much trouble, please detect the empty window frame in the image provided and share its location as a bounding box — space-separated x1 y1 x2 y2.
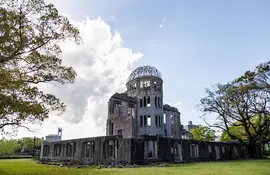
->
130 83 136 90
82 141 94 158
146 81 150 87
43 145 50 157
171 115 174 124
222 146 225 154
127 106 132 116
144 115 147 126
140 97 143 107
155 97 157 107
108 145 114 157
114 102 121 108
66 143 76 157
190 144 199 158
131 107 135 118
208 145 212 153
147 96 150 107
85 142 90 158
157 97 162 108
118 129 122 135
113 101 121 113
140 116 143 127
140 81 144 88
110 122 114 135
128 105 135 118
147 115 151 126
164 114 166 124
154 81 161 90
53 144 61 157
195 144 199 157
66 143 72 157
164 130 167 137
155 116 162 127
140 80 150 88
143 97 146 107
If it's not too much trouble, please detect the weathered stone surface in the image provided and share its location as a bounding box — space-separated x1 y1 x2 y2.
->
40 67 263 166
40 135 262 165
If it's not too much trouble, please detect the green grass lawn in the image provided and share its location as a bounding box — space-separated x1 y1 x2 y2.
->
0 159 269 175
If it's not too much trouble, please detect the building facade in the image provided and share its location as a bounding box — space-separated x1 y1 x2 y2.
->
106 66 182 139
184 121 197 132
45 127 62 142
40 65 262 164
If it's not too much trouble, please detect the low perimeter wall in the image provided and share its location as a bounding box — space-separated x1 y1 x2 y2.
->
40 135 262 164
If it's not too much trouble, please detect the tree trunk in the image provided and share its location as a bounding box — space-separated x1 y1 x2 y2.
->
246 144 258 159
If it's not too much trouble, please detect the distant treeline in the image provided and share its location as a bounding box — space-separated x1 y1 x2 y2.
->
0 137 42 156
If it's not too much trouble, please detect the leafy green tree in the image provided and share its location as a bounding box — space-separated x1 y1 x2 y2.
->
17 137 42 149
220 123 249 142
190 125 216 142
0 0 81 135
221 119 270 142
198 61 270 158
0 139 21 155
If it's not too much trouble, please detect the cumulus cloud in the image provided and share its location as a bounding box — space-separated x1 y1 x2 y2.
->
159 18 166 28
16 16 143 139
167 102 183 107
173 102 183 106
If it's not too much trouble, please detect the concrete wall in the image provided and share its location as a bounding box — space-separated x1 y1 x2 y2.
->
41 135 261 164
163 105 181 138
126 76 164 137
106 93 137 138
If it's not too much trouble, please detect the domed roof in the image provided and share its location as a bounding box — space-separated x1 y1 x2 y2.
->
127 65 162 82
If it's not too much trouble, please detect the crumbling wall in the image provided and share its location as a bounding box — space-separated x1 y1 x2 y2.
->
163 105 181 139
106 93 137 138
41 135 124 164
41 135 262 165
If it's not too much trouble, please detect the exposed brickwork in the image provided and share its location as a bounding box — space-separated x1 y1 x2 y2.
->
40 66 263 165
40 135 262 164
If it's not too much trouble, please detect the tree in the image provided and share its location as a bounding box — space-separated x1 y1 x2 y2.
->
198 61 270 158
190 125 216 142
0 0 81 134
17 137 42 150
220 120 270 142
0 139 21 155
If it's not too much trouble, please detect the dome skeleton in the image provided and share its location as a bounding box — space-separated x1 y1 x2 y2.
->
127 65 162 83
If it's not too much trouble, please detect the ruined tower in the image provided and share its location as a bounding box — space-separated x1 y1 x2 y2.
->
106 65 182 138
126 65 164 136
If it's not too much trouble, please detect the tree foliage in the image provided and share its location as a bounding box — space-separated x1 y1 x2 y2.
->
0 0 81 134
0 138 21 155
17 137 42 149
190 125 216 142
0 137 42 155
198 61 270 158
220 119 270 142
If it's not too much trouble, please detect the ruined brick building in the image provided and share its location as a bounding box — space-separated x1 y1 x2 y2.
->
40 66 262 164
106 66 181 139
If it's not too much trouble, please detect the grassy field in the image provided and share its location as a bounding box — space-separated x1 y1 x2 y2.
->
0 159 269 175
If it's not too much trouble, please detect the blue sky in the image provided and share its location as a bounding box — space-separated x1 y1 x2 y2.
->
53 0 270 124
43 0 270 134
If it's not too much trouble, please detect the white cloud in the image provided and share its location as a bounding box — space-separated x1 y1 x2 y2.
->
16 16 143 140
167 101 183 107
159 18 166 28
173 102 183 106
